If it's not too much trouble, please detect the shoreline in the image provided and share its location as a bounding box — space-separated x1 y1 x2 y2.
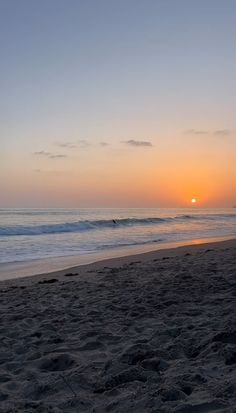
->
0 234 235 282
1 236 235 284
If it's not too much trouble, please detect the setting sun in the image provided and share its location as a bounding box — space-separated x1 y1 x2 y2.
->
191 198 197 204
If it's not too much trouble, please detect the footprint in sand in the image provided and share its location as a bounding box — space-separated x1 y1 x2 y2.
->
37 353 76 371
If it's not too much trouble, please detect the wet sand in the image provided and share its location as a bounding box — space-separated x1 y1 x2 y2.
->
0 239 235 412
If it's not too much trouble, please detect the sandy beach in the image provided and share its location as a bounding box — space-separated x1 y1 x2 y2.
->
0 239 235 412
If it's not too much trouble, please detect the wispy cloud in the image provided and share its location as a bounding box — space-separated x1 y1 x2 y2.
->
122 139 153 147
56 141 77 148
55 140 90 149
78 139 90 148
34 151 67 159
34 150 52 156
186 129 208 135
214 129 231 136
186 128 231 137
100 141 109 146
49 154 67 158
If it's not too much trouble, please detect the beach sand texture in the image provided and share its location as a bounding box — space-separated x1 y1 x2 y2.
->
0 239 235 412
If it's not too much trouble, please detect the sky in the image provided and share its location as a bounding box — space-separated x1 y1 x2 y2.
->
1 0 236 207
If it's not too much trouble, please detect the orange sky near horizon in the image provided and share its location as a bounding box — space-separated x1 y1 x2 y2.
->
1 131 235 208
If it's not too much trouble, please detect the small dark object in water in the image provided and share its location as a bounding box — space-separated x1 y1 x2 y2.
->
112 219 117 224
64 272 79 277
38 278 58 284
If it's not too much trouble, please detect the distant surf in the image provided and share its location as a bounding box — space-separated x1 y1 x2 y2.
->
0 213 235 237
0 208 235 264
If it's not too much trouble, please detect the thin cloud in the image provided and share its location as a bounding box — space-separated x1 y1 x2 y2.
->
34 151 67 159
56 141 77 148
214 129 231 136
186 129 208 135
49 154 67 159
100 141 109 146
34 150 52 156
77 139 90 148
122 139 153 147
55 139 91 149
186 128 231 137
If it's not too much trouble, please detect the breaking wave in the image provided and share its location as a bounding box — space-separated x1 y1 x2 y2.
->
0 213 235 236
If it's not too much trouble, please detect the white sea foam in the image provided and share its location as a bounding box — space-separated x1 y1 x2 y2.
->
0 208 235 263
0 213 235 236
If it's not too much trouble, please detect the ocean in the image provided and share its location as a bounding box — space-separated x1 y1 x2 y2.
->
0 208 235 266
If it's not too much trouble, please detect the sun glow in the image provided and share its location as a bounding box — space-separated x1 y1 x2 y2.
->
191 198 197 204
